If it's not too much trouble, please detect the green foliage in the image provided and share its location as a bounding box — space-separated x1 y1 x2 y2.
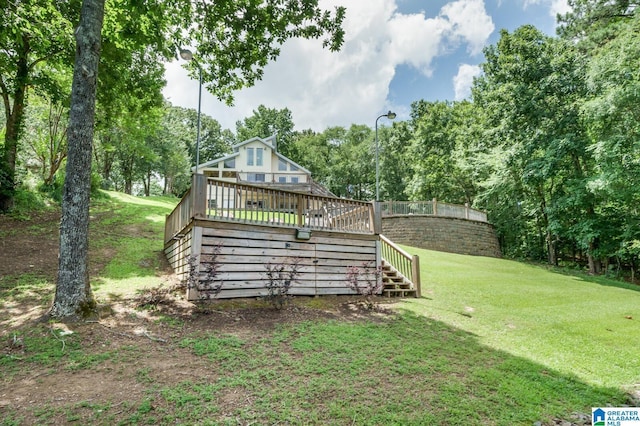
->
235 105 296 157
263 257 302 310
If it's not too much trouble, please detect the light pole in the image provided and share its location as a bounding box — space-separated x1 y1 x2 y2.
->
180 49 203 175
375 110 396 201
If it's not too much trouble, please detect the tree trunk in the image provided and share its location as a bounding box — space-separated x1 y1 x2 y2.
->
0 41 29 212
546 231 557 266
587 240 602 275
50 0 105 319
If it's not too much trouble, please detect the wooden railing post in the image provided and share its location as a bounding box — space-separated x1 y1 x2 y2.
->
296 193 305 227
411 254 421 298
192 174 207 219
465 202 470 220
432 198 438 216
372 201 382 234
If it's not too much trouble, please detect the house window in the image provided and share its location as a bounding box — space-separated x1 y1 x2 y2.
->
222 171 237 178
278 176 287 183
256 148 263 166
290 164 299 171
247 148 254 166
278 159 287 171
248 173 265 182
291 177 299 183
205 170 219 178
246 200 263 209
224 158 235 168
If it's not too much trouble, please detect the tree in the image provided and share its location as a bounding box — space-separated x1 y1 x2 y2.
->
50 0 104 319
326 125 374 199
0 0 75 210
24 98 69 187
289 129 335 187
581 12 640 278
378 122 410 201
473 26 594 267
235 105 296 157
51 0 346 318
557 0 637 47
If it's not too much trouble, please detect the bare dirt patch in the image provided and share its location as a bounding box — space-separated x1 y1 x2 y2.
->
0 211 61 279
0 209 399 425
1 293 396 425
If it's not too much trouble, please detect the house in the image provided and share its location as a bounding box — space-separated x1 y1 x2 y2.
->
194 134 334 215
195 134 319 191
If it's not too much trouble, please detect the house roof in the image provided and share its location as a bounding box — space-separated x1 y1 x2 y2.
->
231 134 277 151
192 134 311 174
195 152 240 170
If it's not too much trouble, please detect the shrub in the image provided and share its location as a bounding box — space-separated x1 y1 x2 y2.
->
346 261 383 309
263 257 302 309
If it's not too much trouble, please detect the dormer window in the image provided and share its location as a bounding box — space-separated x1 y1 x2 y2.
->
278 159 287 171
224 158 235 168
256 148 263 166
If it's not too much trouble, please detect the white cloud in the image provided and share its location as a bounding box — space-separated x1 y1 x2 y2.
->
549 0 571 17
162 0 495 132
523 0 571 18
453 64 482 100
441 0 495 55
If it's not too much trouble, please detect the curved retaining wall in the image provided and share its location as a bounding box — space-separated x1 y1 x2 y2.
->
381 215 502 258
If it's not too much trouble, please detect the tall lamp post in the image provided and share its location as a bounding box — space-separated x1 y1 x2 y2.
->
375 110 396 201
180 49 203 175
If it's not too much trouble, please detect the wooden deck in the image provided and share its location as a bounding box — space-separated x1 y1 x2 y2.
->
164 175 421 301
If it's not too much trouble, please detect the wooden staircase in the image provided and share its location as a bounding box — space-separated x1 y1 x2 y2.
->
381 260 418 298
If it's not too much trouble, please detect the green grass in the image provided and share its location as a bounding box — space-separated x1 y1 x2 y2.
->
138 315 627 425
89 191 178 298
399 247 640 390
2 190 640 425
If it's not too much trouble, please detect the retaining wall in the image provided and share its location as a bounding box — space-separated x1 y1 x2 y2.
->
381 215 501 258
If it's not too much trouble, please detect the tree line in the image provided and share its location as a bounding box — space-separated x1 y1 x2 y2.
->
1 0 639 318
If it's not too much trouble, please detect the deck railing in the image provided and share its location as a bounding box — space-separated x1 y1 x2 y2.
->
204 178 375 233
380 199 487 222
379 234 421 297
164 175 376 244
164 187 193 244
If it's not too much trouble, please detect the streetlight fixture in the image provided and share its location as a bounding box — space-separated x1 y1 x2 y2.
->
375 110 396 201
179 49 203 175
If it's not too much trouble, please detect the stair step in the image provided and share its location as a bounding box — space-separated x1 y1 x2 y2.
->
384 284 413 290
382 288 417 298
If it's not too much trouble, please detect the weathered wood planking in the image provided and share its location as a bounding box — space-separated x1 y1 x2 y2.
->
163 224 193 282
191 219 379 299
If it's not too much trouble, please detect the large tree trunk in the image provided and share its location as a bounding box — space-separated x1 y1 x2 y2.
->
50 0 105 319
0 41 29 212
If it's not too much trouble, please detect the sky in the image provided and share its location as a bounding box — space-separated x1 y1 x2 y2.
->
162 0 571 133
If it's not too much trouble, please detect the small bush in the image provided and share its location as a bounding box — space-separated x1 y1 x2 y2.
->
346 261 383 309
263 257 302 309
187 245 223 299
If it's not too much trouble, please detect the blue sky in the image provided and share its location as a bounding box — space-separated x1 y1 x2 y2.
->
162 0 569 132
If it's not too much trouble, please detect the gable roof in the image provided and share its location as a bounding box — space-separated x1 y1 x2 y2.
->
193 134 311 175
196 152 240 170
232 134 277 151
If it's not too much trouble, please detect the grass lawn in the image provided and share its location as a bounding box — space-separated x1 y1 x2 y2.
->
1 191 638 425
400 247 640 391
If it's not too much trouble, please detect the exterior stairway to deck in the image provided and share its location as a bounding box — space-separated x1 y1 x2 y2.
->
381 260 418 298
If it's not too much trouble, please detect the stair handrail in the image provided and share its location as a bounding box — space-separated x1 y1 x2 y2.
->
380 234 421 297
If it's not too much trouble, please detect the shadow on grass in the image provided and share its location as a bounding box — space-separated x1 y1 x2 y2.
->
549 265 640 294
142 310 632 425
0 303 634 425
